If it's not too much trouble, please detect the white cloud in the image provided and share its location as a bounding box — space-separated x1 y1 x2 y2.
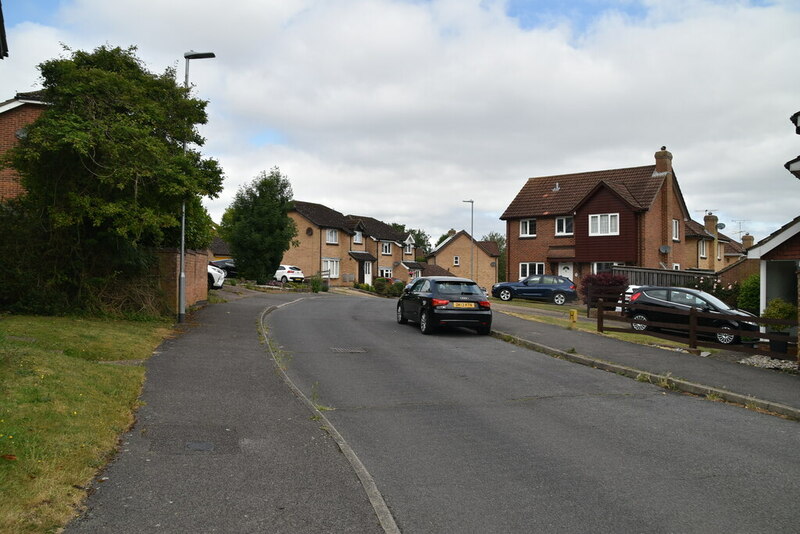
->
2 0 799 242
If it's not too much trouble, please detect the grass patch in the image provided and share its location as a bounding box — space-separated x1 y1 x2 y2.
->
0 314 171 533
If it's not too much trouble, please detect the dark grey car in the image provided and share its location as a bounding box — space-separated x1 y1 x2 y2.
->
397 276 492 335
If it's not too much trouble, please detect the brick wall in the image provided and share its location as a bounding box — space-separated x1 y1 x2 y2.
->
155 248 210 314
431 234 497 289
0 103 45 200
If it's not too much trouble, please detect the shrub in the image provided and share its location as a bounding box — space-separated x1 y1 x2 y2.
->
309 275 323 293
737 274 760 314
761 298 797 332
373 277 389 295
579 272 628 303
388 281 405 297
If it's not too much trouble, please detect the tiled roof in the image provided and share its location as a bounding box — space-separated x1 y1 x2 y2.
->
211 236 230 255
422 264 454 277
431 231 500 258
501 165 664 219
477 240 501 257
685 219 712 238
401 261 427 270
346 215 404 242
292 201 353 234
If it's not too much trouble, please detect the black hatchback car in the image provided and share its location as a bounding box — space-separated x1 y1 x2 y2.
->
625 286 758 345
397 276 492 335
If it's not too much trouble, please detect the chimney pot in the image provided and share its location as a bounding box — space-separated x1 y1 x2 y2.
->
655 147 673 173
742 233 754 249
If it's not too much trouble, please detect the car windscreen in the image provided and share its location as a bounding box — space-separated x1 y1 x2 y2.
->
435 281 483 295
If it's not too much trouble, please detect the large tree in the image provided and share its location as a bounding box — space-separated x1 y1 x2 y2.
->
0 45 223 313
220 168 297 284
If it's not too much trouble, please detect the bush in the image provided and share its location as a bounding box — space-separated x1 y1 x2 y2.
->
309 275 323 293
373 277 389 295
761 298 797 332
579 272 628 303
737 274 760 314
388 281 405 297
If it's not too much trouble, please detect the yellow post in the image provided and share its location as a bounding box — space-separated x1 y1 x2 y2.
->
569 309 578 326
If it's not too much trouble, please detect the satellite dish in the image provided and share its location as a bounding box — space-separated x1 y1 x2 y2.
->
659 245 671 253
716 223 726 230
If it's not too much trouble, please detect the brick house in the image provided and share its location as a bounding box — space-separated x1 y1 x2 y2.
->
426 229 500 290
281 201 421 287
0 91 46 200
501 147 745 283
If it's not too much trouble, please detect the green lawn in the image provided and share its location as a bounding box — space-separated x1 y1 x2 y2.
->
0 315 171 533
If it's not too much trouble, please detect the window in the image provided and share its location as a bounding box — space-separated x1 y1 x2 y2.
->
588 213 619 236
717 243 722 261
520 219 537 237
379 267 392 278
555 216 574 236
673 263 681 270
672 219 680 241
699 240 707 258
326 229 338 244
381 242 392 255
404 243 413 255
519 262 545 279
354 231 362 244
322 258 340 278
364 262 371 276
453 256 460 266
592 262 623 274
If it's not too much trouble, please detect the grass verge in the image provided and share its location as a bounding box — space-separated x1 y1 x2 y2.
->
0 314 171 533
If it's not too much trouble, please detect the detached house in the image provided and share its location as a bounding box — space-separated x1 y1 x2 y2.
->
427 229 500 290
281 201 421 287
501 147 744 282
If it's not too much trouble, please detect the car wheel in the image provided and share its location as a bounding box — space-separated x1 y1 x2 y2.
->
631 312 649 332
397 304 408 324
716 324 737 345
552 292 566 306
420 309 436 335
281 276 288 283
498 289 512 301
477 325 491 335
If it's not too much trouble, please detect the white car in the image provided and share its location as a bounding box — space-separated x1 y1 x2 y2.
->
208 264 226 290
274 265 305 283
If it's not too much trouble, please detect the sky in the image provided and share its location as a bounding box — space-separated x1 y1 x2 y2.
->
1 0 799 245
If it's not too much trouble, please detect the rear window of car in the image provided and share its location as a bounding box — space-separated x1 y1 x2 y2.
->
435 281 482 295
643 289 668 300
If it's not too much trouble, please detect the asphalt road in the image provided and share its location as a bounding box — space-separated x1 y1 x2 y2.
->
267 294 800 533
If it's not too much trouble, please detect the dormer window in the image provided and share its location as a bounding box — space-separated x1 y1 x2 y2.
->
404 243 413 255
354 231 363 244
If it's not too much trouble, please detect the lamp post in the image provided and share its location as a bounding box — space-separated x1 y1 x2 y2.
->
462 199 474 281
178 50 215 323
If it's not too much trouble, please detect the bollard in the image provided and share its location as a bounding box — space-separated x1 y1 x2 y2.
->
569 309 578 326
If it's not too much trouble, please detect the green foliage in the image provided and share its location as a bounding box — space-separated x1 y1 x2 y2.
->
373 277 389 295
737 274 760 314
388 281 405 297
579 272 628 300
309 275 323 293
761 298 797 332
391 223 432 254
0 45 222 315
689 277 740 307
482 231 507 282
220 167 297 284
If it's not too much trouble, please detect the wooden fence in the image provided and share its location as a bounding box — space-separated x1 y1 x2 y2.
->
611 266 715 287
596 298 798 361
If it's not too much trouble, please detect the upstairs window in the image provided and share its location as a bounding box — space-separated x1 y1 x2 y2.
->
404 243 414 255
326 229 339 244
699 240 707 259
381 242 392 255
672 219 680 241
453 256 460 266
589 213 619 236
520 219 537 237
354 231 363 244
555 216 574 236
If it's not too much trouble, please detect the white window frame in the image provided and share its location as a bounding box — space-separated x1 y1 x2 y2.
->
322 258 340 278
699 240 707 259
364 262 372 276
717 243 722 261
555 216 574 236
591 261 623 274
519 262 545 279
326 229 339 244
404 243 413 255
588 213 619 236
381 241 392 255
519 218 537 237
453 256 460 266
672 219 680 241
353 231 362 244
673 263 681 270
379 267 392 278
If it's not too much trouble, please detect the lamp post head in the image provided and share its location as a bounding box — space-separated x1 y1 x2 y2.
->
184 51 216 60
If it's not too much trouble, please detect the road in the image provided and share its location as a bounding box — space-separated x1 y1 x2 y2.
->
266 294 800 533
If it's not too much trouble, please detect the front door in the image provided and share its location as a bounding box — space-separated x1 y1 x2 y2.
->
363 261 372 286
558 262 574 280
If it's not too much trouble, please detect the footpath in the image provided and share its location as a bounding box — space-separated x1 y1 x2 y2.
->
66 287 383 533
490 302 800 420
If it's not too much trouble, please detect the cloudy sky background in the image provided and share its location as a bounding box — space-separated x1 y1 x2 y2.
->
2 0 799 244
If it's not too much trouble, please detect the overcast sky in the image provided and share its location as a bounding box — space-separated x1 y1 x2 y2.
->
2 0 798 244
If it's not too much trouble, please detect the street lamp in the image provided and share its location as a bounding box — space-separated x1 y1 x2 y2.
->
178 50 215 323
462 199 474 281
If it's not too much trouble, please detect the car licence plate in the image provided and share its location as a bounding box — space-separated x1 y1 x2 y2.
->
453 302 476 308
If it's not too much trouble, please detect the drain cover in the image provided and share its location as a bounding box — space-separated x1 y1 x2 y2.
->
330 347 367 353
186 441 215 452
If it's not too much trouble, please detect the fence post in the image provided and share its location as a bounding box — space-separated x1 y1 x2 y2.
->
597 298 604 333
586 286 592 318
689 307 698 349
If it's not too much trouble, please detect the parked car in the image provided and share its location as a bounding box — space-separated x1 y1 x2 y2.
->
491 275 577 305
208 264 226 290
625 286 758 345
210 259 237 278
274 265 305 283
397 276 492 335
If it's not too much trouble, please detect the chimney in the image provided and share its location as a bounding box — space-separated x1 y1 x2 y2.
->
447 229 456 237
742 233 754 249
704 212 719 234
654 146 673 173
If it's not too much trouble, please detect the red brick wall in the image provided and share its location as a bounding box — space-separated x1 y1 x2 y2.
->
0 103 45 200
156 248 210 314
764 233 800 261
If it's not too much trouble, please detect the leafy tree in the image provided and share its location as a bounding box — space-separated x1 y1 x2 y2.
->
737 274 760 314
0 45 223 314
482 231 507 282
390 223 432 254
220 168 297 284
